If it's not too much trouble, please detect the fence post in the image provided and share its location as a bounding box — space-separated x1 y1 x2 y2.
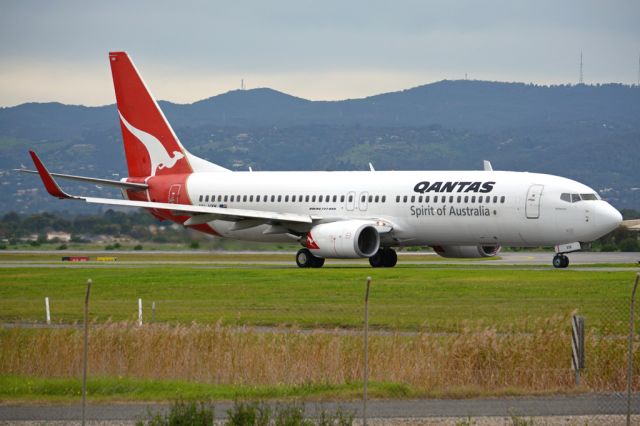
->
138 298 143 326
363 276 371 426
81 279 92 426
45 297 50 325
152 301 156 323
627 273 639 426
571 315 585 386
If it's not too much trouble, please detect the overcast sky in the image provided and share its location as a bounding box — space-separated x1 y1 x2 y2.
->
1 0 638 106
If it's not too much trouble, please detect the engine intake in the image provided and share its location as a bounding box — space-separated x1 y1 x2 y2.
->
433 244 501 258
305 220 380 259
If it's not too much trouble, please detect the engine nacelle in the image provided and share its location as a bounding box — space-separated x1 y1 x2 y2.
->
432 244 501 258
305 220 380 259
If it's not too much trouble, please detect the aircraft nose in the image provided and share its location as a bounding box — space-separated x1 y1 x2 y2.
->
596 202 623 234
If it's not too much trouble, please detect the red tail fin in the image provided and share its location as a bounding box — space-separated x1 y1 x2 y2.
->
109 52 192 177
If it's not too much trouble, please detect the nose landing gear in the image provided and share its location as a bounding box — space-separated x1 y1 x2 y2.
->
552 253 570 268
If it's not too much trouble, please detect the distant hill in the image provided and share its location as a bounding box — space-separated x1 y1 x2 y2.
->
1 80 639 214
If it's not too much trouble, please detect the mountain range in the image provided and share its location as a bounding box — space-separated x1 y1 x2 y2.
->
1 80 638 214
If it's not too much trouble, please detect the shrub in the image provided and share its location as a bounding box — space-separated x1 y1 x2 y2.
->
136 400 213 426
134 244 143 251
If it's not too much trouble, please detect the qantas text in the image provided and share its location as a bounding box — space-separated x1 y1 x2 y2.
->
413 181 495 194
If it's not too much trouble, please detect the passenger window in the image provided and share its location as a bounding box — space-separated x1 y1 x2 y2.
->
249 195 253 202
396 195 400 202
199 195 203 202
333 195 337 202
285 195 289 202
348 195 353 202
434 196 438 203
471 196 475 203
264 195 268 201
500 196 505 203
277 195 282 202
237 195 241 201
571 194 581 202
231 195 235 202
375 195 379 203
340 195 345 202
271 195 275 202
326 195 330 202
243 195 247 202
368 195 373 203
449 196 454 203
418 196 423 203
382 195 386 202
493 196 498 203
410 196 415 202
464 196 469 203
425 196 429 203
305 195 310 202
205 195 209 202
457 196 461 203
292 195 296 202
319 195 323 202
312 195 317 202
403 196 408 203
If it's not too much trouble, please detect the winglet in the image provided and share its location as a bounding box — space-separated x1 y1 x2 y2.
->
28 150 76 199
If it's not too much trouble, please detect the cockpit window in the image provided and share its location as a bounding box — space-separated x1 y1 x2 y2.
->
561 192 598 203
580 193 598 201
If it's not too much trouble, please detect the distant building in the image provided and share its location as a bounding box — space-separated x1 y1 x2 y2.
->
47 231 71 242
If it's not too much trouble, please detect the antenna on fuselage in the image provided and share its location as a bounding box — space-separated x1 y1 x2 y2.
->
369 162 375 172
483 160 493 171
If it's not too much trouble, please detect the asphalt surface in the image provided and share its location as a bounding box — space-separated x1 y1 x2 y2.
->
0 394 638 421
0 250 638 270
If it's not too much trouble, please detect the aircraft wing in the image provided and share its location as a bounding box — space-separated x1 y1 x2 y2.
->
27 150 313 226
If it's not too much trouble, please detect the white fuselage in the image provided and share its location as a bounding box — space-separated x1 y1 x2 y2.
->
185 170 622 247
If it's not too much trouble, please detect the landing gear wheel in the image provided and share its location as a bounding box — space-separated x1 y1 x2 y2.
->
369 250 385 268
296 248 312 268
296 248 325 268
369 248 398 268
310 256 325 268
553 254 569 269
382 248 397 267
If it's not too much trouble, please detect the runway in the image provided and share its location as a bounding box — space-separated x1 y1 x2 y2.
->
0 250 638 270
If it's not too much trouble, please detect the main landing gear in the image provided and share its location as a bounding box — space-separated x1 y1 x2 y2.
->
369 247 398 268
552 253 570 269
296 248 325 268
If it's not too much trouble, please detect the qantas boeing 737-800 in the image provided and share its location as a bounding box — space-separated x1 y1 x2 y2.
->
19 52 623 268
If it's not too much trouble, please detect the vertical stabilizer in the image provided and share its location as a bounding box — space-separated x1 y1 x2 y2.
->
109 52 229 177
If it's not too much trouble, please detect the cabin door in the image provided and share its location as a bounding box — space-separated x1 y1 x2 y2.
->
525 184 543 219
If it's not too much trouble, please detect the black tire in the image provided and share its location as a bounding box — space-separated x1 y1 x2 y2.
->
310 256 325 268
383 248 398 267
561 255 570 268
296 248 312 268
553 254 564 268
369 249 384 267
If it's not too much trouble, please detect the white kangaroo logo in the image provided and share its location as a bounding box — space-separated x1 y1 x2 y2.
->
119 112 185 176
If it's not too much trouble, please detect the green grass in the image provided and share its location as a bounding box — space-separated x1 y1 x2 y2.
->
0 375 410 403
0 265 636 332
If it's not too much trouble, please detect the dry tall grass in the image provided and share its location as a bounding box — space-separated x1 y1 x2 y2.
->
1 316 637 397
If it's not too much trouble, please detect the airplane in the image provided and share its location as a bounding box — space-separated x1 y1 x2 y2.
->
18 51 623 268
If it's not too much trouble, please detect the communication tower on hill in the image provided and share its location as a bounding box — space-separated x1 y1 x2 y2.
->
579 51 584 85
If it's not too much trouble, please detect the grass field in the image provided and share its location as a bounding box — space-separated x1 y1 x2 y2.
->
1 254 638 402
0 262 636 332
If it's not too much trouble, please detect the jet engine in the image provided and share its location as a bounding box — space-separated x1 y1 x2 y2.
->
305 220 380 258
432 244 501 258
